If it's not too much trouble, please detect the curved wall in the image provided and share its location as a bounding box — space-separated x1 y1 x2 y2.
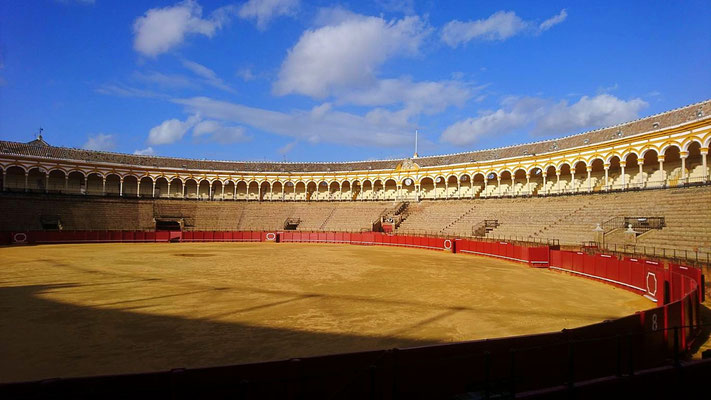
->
1 101 710 201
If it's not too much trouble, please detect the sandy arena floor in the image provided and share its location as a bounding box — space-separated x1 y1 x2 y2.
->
0 242 652 383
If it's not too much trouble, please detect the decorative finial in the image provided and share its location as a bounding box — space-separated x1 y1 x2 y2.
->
38 127 44 140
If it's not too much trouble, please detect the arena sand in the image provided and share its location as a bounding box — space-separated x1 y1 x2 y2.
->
0 242 652 382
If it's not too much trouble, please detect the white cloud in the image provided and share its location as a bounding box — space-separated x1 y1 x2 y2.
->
95 83 167 99
83 133 117 151
441 9 567 47
134 147 156 156
236 67 256 81
441 11 527 47
441 97 546 145
337 77 475 115
539 9 567 32
147 114 201 145
174 96 413 147
133 0 236 57
378 0 415 15
274 13 430 98
182 59 234 92
277 141 297 155
441 94 648 146
133 71 197 89
193 120 250 143
535 94 648 135
239 0 299 30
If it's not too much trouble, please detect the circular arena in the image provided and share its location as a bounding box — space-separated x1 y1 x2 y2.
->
0 102 709 398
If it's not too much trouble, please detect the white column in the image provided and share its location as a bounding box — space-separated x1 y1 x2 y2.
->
497 176 501 197
167 180 171 197
208 183 212 200
638 159 645 187
701 148 709 182
45 174 50 193
137 180 141 197
680 152 688 183
444 182 448 199
587 166 592 192
658 155 665 186
604 165 609 191
152 180 156 197
221 183 225 200
556 171 560 194
470 179 474 199
511 175 514 197
65 175 69 193
620 162 626 189
281 185 285 201
457 181 461 199
483 178 487 198
525 174 530 195
542 173 547 193
102 177 106 195
570 169 576 193
119 178 123 197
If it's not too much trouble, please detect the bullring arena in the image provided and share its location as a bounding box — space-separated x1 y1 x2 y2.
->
1 100 711 398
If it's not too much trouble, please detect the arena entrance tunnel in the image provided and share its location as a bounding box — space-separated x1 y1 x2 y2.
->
0 229 705 399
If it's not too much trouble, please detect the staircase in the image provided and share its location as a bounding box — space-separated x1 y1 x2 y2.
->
440 205 478 233
319 208 337 230
531 200 595 240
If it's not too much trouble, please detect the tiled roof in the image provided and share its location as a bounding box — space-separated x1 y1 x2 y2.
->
1 99 709 173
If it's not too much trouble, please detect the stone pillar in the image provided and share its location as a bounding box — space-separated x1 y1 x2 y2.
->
702 147 709 182
542 173 547 193
167 180 171 197
556 170 561 194
570 169 576 193
680 152 688 183
221 183 225 201
620 161 626 189
637 159 645 188
510 175 515 197
603 164 609 191
483 178 487 198
119 178 123 197
281 185 285 201
397 184 402 201
102 177 106 196
587 166 592 192
64 175 69 193
525 174 530 196
152 180 156 197
497 176 501 197
415 184 420 202
137 180 141 197
444 182 448 199
208 182 212 200
457 181 461 199
45 174 50 193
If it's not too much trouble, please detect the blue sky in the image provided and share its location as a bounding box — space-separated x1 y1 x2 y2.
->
1 0 709 162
